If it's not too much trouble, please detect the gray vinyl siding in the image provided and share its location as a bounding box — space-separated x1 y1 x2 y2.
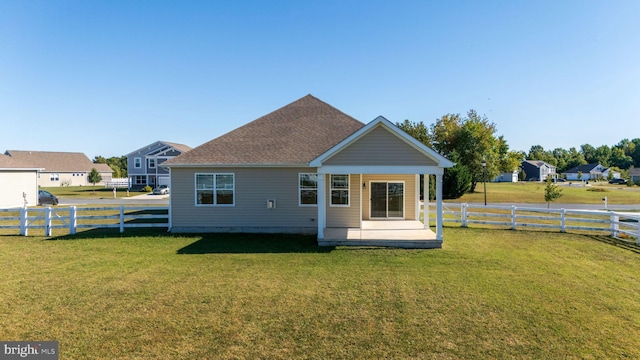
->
324 126 438 166
361 174 417 220
325 174 361 228
171 167 319 232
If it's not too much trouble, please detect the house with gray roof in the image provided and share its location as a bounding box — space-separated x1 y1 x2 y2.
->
4 150 113 187
0 154 41 208
126 141 192 190
164 95 453 248
562 163 606 181
521 160 556 181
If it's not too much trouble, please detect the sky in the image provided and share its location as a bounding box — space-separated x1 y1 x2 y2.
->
1 0 639 159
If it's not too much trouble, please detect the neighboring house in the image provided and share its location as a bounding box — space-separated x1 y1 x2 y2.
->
521 160 556 181
602 168 620 180
562 164 606 181
493 170 518 183
4 150 113 187
630 166 640 184
164 95 454 248
126 141 191 189
0 154 41 208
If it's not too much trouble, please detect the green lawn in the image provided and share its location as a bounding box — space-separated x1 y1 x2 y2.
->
1 229 639 359
453 181 640 205
41 186 149 199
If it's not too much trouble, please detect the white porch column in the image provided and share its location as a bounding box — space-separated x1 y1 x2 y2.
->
436 173 443 241
424 174 429 229
317 174 326 239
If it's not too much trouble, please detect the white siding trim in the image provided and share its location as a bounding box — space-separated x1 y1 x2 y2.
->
318 165 444 175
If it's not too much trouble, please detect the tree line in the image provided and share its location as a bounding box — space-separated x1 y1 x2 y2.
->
397 111 640 199
92 155 127 178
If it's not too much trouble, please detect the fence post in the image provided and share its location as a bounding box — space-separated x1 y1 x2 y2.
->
120 206 125 233
462 203 468 228
637 217 640 246
610 212 619 237
20 207 27 236
45 207 52 236
561 209 566 233
69 206 77 235
511 205 516 230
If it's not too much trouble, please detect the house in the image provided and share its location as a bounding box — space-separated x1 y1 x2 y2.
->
521 160 556 181
164 95 454 248
602 168 620 180
4 150 113 187
126 141 191 190
493 170 518 183
0 154 41 208
630 166 640 184
562 164 606 181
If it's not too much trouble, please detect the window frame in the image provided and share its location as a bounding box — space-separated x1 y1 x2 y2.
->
329 174 350 207
195 173 235 207
298 173 318 207
134 157 142 169
148 158 156 169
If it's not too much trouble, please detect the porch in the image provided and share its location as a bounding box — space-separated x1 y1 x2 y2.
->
319 220 441 249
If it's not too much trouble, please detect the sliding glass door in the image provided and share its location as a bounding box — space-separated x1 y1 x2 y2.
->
370 182 404 219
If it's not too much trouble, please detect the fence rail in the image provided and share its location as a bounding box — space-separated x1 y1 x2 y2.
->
425 203 640 244
0 206 168 236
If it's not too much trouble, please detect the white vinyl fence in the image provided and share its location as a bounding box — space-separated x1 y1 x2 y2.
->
424 203 640 244
0 206 168 236
104 178 130 188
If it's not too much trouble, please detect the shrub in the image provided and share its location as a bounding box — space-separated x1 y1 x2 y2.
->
143 185 153 192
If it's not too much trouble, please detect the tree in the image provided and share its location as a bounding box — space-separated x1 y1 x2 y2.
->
581 144 597 164
544 177 563 208
428 110 502 193
595 145 611 167
442 163 472 199
88 168 102 189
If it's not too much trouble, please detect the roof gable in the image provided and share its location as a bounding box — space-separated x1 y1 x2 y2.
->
5 150 111 173
311 116 454 168
563 164 602 174
166 95 364 166
523 160 554 169
127 141 192 157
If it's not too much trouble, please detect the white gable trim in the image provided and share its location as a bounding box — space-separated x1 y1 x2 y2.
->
310 116 454 168
317 165 444 175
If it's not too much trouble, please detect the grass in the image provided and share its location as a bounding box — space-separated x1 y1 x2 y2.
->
453 181 640 204
1 229 640 359
41 186 149 199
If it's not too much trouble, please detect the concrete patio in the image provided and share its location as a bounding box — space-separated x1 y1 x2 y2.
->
320 220 441 249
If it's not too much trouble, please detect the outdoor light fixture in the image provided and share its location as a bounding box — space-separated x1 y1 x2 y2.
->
482 160 487 206
363 182 366 189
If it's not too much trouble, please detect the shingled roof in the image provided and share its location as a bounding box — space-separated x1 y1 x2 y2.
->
4 150 113 173
563 164 601 174
166 95 365 166
0 154 39 170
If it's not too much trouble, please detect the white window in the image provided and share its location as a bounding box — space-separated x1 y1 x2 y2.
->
196 173 235 206
50 173 59 181
330 174 349 206
299 173 318 206
148 158 156 169
134 157 142 168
